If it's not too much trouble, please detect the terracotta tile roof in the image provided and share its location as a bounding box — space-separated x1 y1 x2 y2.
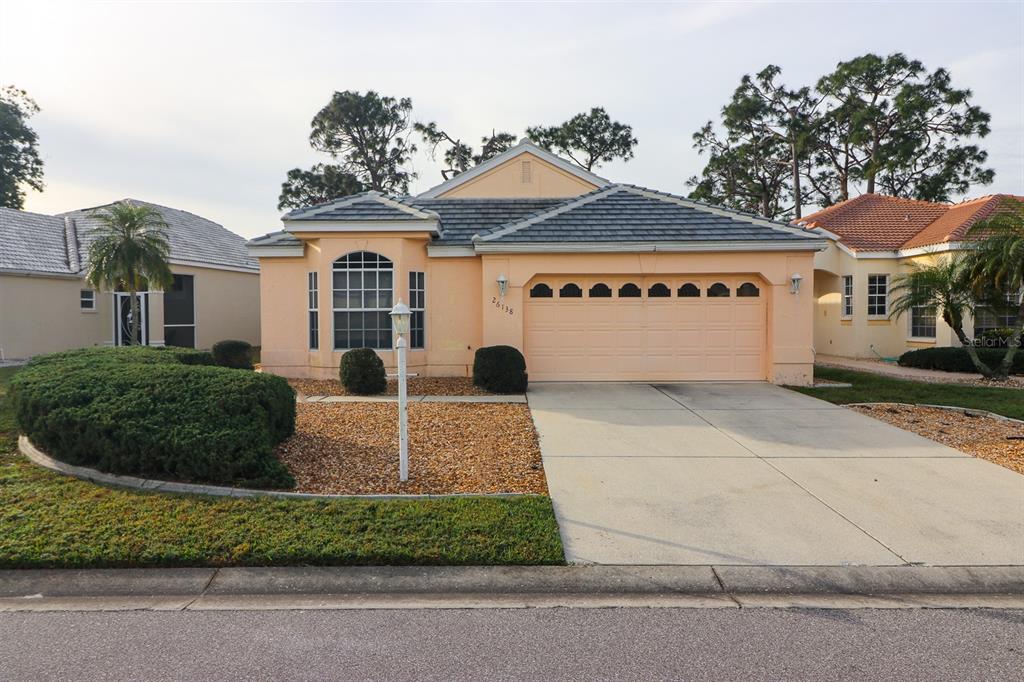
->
797 193 1023 251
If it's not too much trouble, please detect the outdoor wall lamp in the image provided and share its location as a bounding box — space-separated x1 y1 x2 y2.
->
497 273 509 298
790 273 803 295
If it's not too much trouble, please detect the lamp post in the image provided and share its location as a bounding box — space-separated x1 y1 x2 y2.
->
390 300 412 482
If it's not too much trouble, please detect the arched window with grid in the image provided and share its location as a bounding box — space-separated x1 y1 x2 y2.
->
332 251 394 350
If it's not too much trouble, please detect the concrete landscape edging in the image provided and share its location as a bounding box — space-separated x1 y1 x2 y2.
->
16 436 538 501
845 402 1024 426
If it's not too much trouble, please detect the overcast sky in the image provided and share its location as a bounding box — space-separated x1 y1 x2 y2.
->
2 1 1021 238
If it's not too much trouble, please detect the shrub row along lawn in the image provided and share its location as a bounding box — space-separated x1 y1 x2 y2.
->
793 366 1024 421
0 362 564 568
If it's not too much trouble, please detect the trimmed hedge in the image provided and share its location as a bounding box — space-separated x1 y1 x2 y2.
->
10 347 295 488
340 348 387 395
898 347 1024 375
25 345 216 369
212 339 254 370
473 345 528 394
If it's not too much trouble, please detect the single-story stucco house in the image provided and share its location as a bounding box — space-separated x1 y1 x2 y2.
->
0 200 259 361
800 193 1022 360
248 139 827 385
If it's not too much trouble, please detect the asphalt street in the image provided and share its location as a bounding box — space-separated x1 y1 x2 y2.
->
1 607 1021 681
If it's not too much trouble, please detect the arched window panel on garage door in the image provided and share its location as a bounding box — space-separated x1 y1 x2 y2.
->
530 283 553 298
707 282 731 298
678 283 701 298
589 283 612 298
648 283 671 298
618 283 642 298
737 282 760 297
559 283 583 298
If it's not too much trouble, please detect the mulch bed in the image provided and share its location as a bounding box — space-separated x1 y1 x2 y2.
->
275 402 547 495
289 377 493 397
849 403 1024 475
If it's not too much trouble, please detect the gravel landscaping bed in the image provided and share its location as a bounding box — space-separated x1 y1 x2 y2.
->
849 404 1024 475
276 402 547 494
289 377 493 397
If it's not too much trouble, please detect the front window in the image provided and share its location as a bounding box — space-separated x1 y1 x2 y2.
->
80 289 95 311
867 274 888 317
842 276 853 317
910 306 936 339
333 251 393 350
163 275 195 348
974 290 1021 336
409 271 425 349
308 272 319 350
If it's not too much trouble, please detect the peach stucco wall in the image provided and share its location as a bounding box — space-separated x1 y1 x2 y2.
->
437 152 599 199
258 243 816 385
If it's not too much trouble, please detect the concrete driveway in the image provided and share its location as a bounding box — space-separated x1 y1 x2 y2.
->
530 383 1024 566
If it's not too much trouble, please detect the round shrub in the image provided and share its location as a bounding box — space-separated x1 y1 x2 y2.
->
10 347 295 488
898 347 1023 374
473 345 528 394
212 339 254 369
340 348 387 395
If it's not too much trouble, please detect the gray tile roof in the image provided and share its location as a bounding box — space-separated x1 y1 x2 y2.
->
284 191 436 222
249 185 823 253
475 185 817 244
0 208 74 274
61 200 257 271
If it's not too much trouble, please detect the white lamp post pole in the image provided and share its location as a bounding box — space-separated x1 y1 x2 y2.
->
390 300 412 482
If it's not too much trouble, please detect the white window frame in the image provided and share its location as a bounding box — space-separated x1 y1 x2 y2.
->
867 274 889 318
409 271 425 350
308 271 319 350
841 275 853 318
331 252 394 351
80 289 96 312
908 305 937 340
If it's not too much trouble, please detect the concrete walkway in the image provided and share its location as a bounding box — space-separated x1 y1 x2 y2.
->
815 354 1022 387
301 394 526 403
530 382 1024 566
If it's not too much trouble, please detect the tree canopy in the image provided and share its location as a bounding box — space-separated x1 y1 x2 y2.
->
278 164 365 211
414 122 516 180
527 107 638 171
689 53 993 220
0 86 44 209
308 90 417 193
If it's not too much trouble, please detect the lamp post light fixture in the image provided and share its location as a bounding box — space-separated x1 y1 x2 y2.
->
496 273 509 298
790 273 803 295
390 299 412 482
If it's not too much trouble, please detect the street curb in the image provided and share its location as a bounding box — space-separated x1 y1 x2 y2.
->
17 436 537 501
2 566 1022 603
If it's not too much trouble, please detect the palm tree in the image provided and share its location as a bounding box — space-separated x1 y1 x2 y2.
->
963 198 1024 378
85 201 173 345
888 256 998 378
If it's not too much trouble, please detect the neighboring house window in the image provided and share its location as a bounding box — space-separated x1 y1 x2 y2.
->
333 251 393 350
409 271 425 350
867 275 888 317
308 272 319 350
974 290 1021 336
841 276 853 317
910 306 937 339
163 274 196 348
80 289 96 311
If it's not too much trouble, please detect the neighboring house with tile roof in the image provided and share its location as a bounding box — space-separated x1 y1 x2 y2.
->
250 139 828 385
0 200 259 360
796 193 1022 359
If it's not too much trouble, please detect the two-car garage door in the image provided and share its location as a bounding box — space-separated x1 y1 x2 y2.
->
525 276 767 382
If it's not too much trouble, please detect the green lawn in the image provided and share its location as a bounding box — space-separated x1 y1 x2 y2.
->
0 365 564 569
792 366 1024 421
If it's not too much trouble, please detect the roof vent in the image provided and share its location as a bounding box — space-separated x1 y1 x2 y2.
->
521 160 532 184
